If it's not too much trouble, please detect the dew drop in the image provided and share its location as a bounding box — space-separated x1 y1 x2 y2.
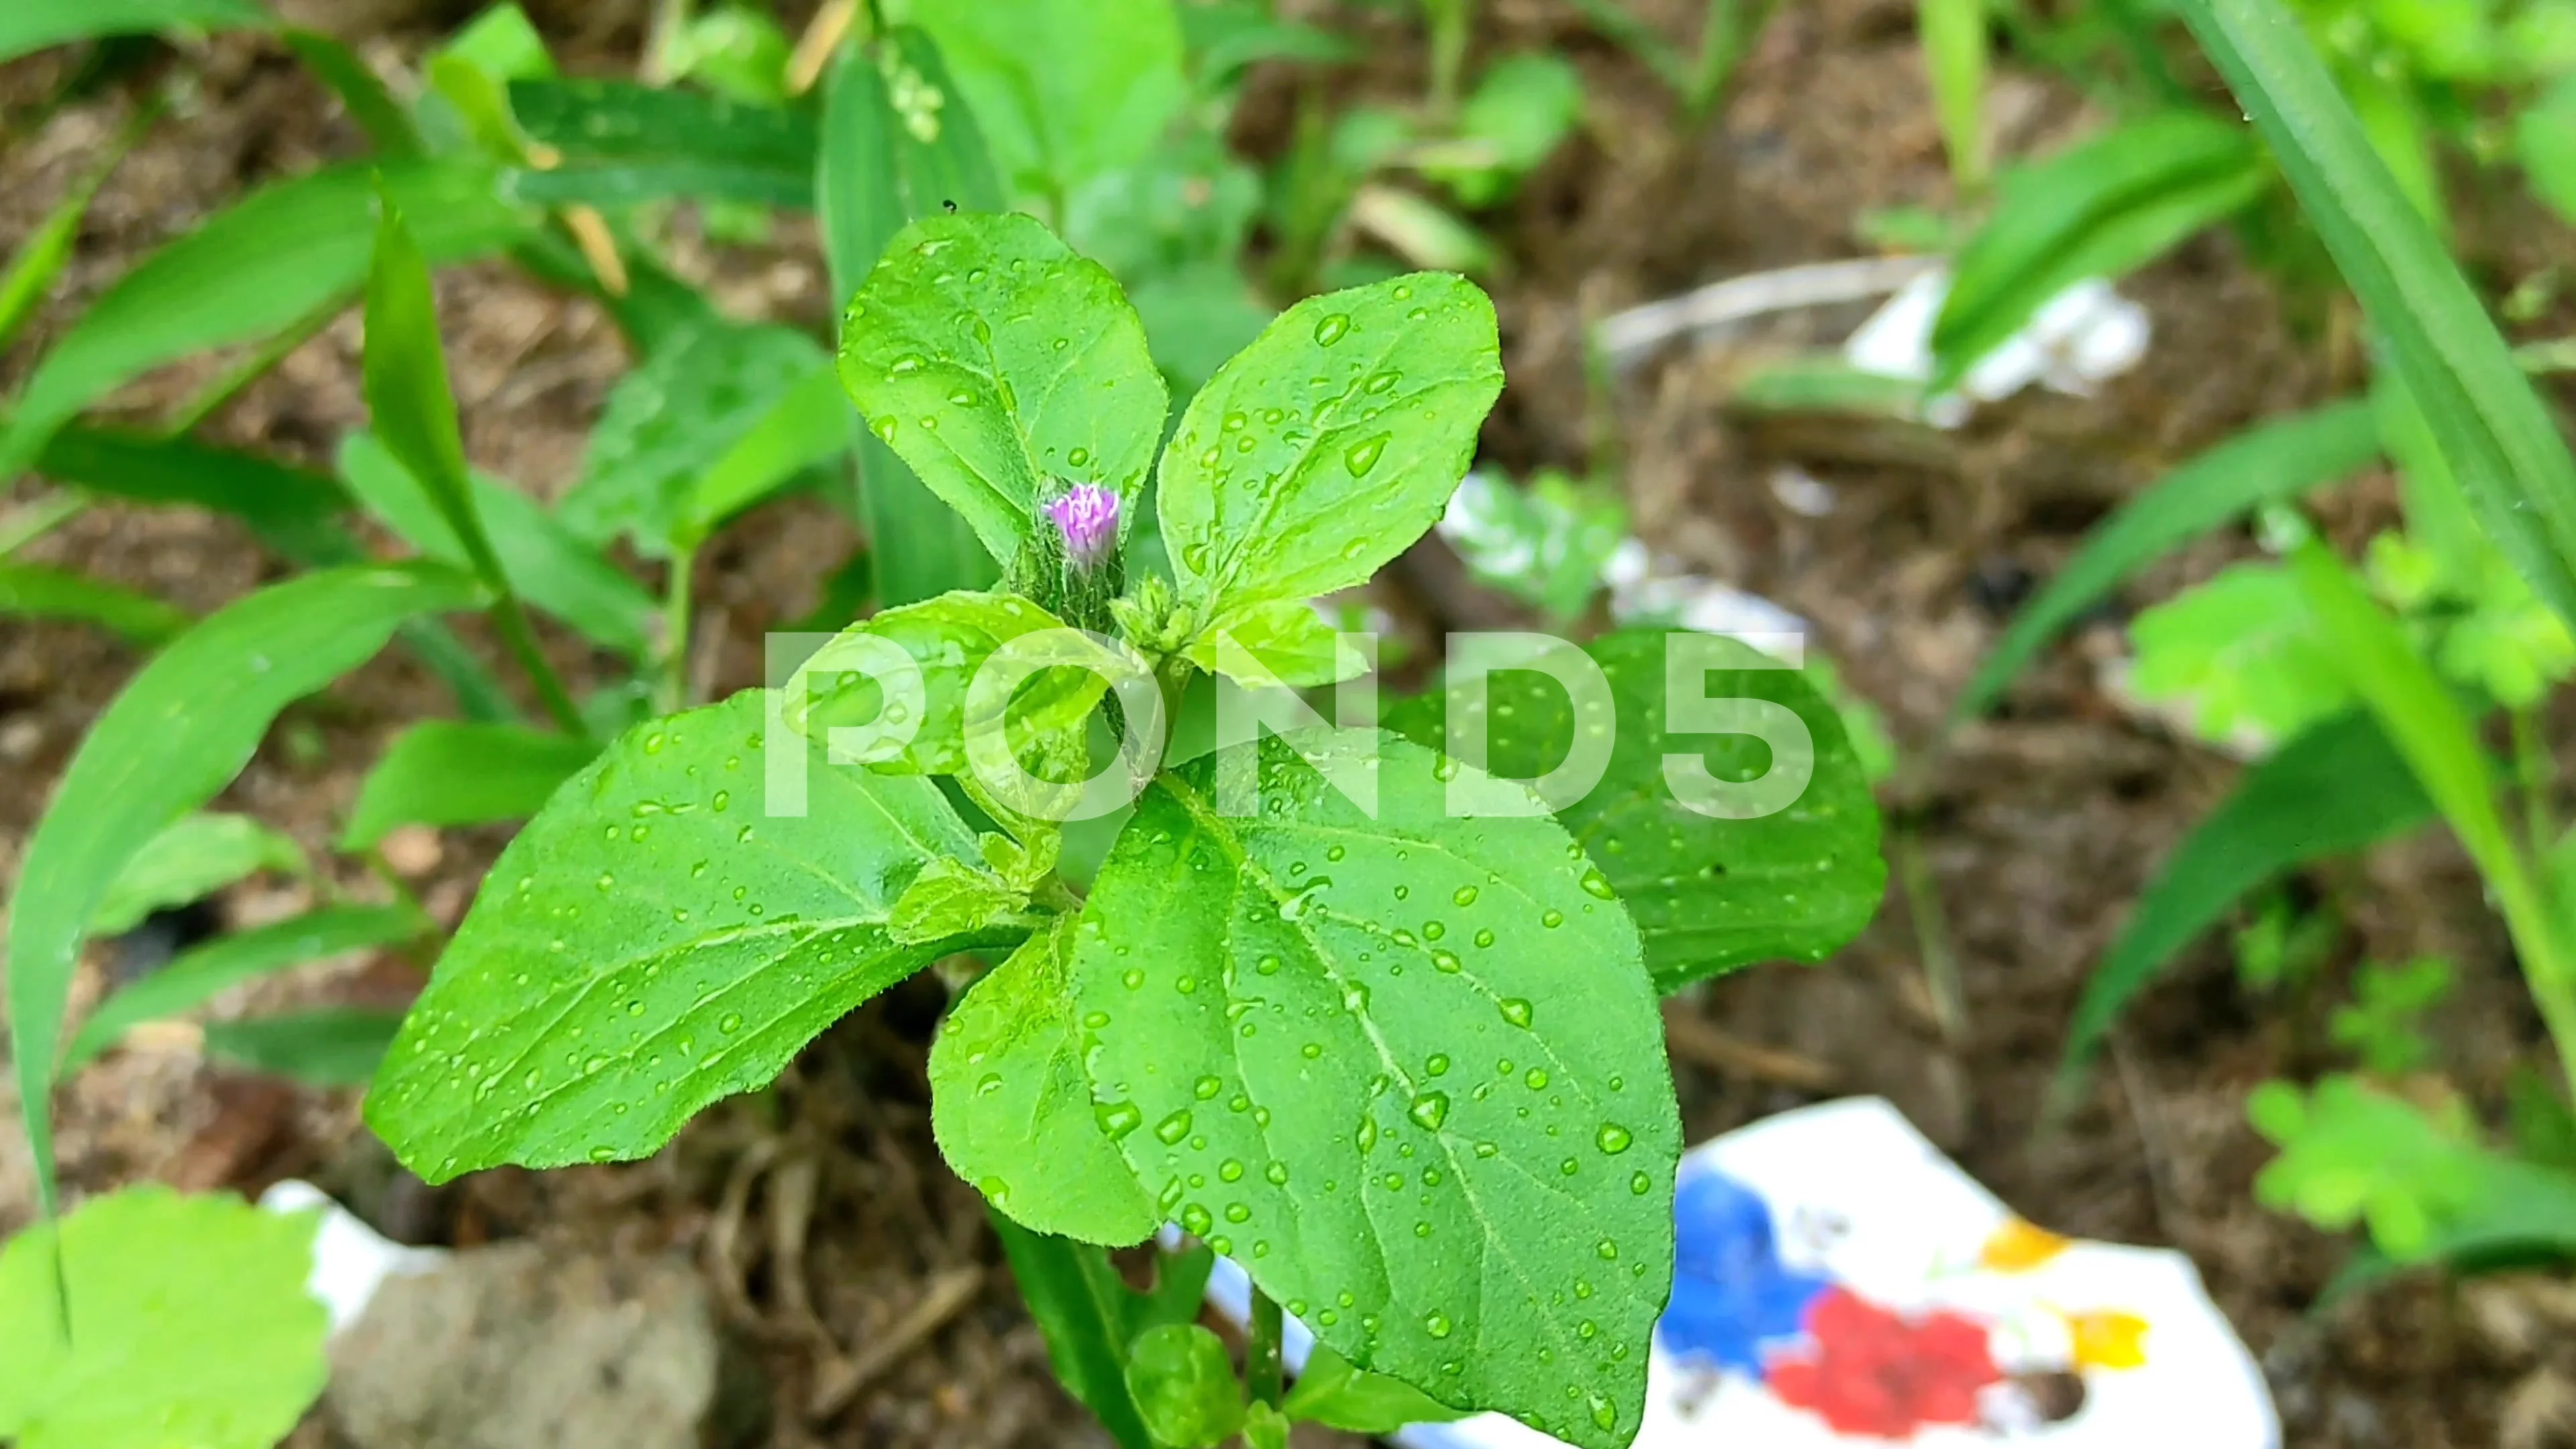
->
1499 998 1535 1028
1096 1102 1142 1140
1314 313 1352 345
1540 909 1565 929
1596 1122 1634 1155
1343 435 1388 476
1579 869 1617 900
1424 1310 1454 1339
1155 1110 1193 1145
1408 1092 1450 1132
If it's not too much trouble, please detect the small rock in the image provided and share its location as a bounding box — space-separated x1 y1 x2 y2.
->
376 826 444 878
324 1242 766 1449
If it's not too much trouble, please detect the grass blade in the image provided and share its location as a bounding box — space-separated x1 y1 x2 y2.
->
60 904 431 1075
203 1009 409 1087
0 0 267 65
1931 109 2267 392
2059 710 2434 1083
816 31 1002 603
91 812 305 937
1953 398 2380 722
0 561 189 645
5 561 482 1218
508 78 818 209
0 160 533 477
282 30 424 159
0 105 153 355
363 190 586 733
341 721 600 851
1921 0 1990 194
2169 0 2576 632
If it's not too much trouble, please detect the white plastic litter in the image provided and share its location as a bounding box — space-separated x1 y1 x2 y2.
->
260 1179 447 1336
1602 540 1809 663
1199 1099 2277 1449
1843 268 2152 429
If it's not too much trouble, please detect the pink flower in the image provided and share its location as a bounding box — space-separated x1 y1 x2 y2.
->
1045 484 1120 570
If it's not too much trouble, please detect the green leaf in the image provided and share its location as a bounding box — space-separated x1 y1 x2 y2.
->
2170 0 2576 634
92 812 307 937
1953 398 2381 722
1129 266 1276 402
507 79 818 209
786 590 1120 775
1931 110 2267 392
1385 629 1884 991
1920 0 1991 192
0 109 148 354
282 30 425 160
684 365 853 543
1123 1324 1245 1449
1069 731 1677 1446
989 1214 1212 1449
559 321 833 558
2127 561 2354 749
366 690 995 1183
0 562 190 645
1284 1341 1472 1434
6 561 480 1217
0 0 268 65
931 916 1161 1242
2249 1075 2490 1260
2288 539 2520 885
341 720 602 851
364 191 510 590
1065 133 1263 281
339 434 655 657
1161 274 1502 619
62 904 431 1075
0 1185 327 1449
2060 711 2435 1079
1182 598 1366 689
839 212 1167 568
906 0 1188 201
816 28 1008 605
34 426 352 563
1425 53 1585 208
207 1008 408 1087
2519 74 2576 227
0 160 533 477
1436 468 1629 625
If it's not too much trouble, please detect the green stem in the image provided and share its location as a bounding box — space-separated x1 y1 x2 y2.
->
658 542 697 715
1685 0 1770 119
166 294 345 437
2516 704 2556 865
0 491 87 557
1892 818 1967 1046
1245 1282 1285 1411
490 590 588 736
2483 848 2576 1098
1424 0 1472 116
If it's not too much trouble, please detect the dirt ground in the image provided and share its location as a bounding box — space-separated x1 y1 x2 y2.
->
4 1 2573 1445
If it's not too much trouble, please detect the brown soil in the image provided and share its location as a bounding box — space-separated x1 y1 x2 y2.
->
3 2 2568 1446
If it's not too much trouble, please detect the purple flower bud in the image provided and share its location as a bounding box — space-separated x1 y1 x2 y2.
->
1045 483 1120 570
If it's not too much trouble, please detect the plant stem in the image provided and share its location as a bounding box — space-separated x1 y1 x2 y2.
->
1892 818 1968 1046
1245 1283 1285 1411
1424 0 1472 117
2516 704 2557 865
492 590 588 736
658 542 697 715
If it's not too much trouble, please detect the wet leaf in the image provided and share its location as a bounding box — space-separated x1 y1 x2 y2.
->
366 690 996 1183
1124 1324 1244 1449
206 1009 409 1088
1069 730 1676 1446
932 916 1162 1244
838 212 1165 566
1159 273 1501 621
1387 629 1884 991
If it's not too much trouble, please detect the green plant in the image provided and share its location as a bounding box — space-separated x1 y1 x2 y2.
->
1946 0 2576 1288
1 7 1888 1446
